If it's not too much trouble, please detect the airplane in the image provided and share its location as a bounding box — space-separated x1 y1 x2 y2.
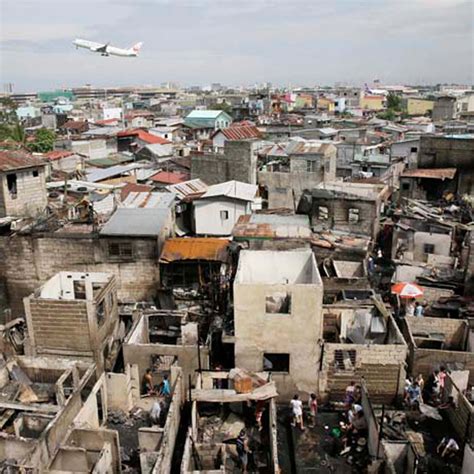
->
73 39 143 57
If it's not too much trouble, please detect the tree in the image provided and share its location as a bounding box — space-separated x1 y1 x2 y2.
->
386 93 402 111
377 109 396 121
210 102 233 115
28 128 56 153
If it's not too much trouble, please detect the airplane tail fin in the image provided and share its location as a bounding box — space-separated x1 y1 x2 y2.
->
130 42 143 54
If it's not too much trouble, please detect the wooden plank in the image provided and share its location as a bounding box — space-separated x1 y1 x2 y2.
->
0 401 60 413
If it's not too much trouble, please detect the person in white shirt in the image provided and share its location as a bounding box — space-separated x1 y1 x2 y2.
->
290 394 304 430
150 399 161 425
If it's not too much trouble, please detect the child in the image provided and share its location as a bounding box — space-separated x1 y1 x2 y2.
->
308 393 318 427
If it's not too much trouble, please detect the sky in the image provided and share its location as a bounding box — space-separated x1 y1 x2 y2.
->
0 0 472 92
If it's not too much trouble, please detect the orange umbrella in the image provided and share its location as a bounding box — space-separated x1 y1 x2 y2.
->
391 282 424 299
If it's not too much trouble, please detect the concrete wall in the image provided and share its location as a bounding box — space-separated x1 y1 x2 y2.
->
234 266 323 399
413 231 452 262
310 195 381 238
0 234 161 316
191 140 258 185
320 341 407 403
404 316 474 382
0 166 48 218
194 198 249 236
123 339 209 390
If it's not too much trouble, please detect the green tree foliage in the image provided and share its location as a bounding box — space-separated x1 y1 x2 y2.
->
28 128 56 153
211 102 233 115
386 93 403 111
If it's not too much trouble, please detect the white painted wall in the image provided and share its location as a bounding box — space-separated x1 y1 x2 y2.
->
194 198 250 236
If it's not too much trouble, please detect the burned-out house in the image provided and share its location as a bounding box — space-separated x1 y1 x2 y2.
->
320 297 407 403
23 272 121 372
0 151 48 219
402 316 474 384
300 182 390 239
417 134 474 195
159 238 230 292
399 168 457 201
258 139 337 210
233 250 323 399
182 369 279 472
123 309 209 389
0 356 120 472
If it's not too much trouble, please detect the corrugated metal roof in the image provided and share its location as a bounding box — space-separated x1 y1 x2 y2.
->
121 191 176 209
214 125 262 141
150 171 189 184
100 208 169 236
199 180 257 202
232 214 311 239
166 179 208 201
401 168 457 180
86 163 142 182
0 150 46 172
159 238 229 263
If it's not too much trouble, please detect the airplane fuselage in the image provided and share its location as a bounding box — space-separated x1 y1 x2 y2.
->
73 39 140 57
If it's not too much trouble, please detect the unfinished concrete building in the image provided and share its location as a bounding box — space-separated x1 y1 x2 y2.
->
182 369 279 473
23 272 120 372
233 250 323 399
123 309 209 389
320 298 408 403
0 356 119 472
402 316 474 383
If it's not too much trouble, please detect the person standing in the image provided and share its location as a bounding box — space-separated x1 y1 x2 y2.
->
308 393 318 427
415 302 424 317
236 429 251 473
160 374 171 397
290 394 305 430
149 399 161 425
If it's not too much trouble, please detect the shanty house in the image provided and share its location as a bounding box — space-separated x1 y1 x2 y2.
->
399 168 457 201
233 250 323 399
320 298 407 403
402 316 474 384
193 180 259 236
159 237 230 289
211 124 262 151
0 150 48 218
302 182 390 239
184 110 232 140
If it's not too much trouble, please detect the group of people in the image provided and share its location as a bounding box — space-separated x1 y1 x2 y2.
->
405 298 425 317
290 392 318 430
142 368 171 397
340 382 367 455
142 368 172 428
404 367 450 408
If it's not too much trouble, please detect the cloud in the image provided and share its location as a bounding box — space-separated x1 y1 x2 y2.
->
0 0 472 90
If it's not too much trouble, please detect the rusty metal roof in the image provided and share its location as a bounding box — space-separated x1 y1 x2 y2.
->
232 214 311 240
159 238 230 263
401 168 457 180
0 150 46 172
213 125 262 141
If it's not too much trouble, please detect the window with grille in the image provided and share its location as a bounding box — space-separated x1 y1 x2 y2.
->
334 349 356 371
108 241 133 259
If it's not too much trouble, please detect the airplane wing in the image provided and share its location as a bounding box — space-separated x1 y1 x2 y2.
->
91 43 109 53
